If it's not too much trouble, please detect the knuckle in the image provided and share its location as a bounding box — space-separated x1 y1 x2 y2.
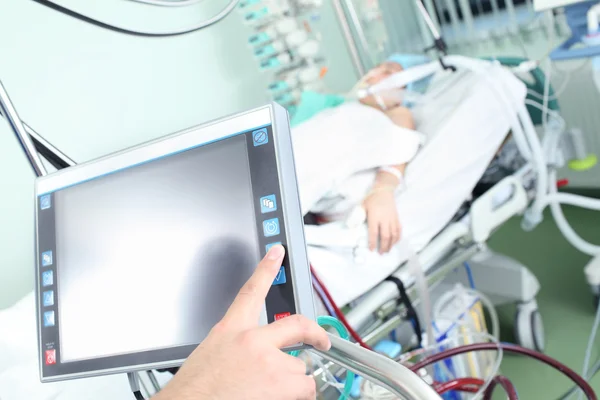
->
211 320 229 334
239 330 257 348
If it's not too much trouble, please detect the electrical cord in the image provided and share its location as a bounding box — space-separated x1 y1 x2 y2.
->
310 265 373 350
128 0 205 7
30 0 240 37
482 375 519 400
133 391 146 400
407 343 597 400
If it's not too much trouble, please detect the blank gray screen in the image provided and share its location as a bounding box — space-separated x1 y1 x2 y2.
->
55 135 260 363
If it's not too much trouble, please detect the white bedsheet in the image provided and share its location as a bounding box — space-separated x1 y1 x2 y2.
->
306 64 527 306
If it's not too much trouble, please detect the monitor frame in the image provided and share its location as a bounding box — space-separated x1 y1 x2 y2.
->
34 103 316 382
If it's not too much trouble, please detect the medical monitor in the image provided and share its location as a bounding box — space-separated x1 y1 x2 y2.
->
534 0 586 11
34 103 316 382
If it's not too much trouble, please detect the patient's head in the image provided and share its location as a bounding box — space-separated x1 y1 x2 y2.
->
358 61 404 110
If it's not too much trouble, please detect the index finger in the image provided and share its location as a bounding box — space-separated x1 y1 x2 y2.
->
223 245 285 327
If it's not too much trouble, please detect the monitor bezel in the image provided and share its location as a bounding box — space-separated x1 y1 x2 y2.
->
34 103 316 382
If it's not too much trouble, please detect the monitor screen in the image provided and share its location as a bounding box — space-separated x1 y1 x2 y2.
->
35 105 315 381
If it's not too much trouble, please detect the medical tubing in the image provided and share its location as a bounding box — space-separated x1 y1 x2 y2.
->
482 376 519 400
312 275 336 317
408 343 597 400
400 332 502 400
434 377 485 395
540 193 600 211
559 359 600 400
31 0 240 37
408 247 434 348
432 287 500 340
310 265 373 350
473 56 599 251
548 170 600 255
579 300 600 400
133 391 145 400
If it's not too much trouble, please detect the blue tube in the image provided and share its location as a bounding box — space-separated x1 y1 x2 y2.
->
463 262 476 289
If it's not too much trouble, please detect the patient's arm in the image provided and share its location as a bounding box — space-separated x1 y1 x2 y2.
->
363 106 414 254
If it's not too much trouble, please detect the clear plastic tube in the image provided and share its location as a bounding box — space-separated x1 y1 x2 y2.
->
399 332 503 400
407 246 435 348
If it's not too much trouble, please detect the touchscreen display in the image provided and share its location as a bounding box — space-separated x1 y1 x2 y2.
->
36 122 300 379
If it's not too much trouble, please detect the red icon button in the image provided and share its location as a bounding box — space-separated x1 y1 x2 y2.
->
45 349 56 365
275 312 291 321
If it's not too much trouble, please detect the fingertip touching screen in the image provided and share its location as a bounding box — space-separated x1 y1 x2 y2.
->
35 104 314 381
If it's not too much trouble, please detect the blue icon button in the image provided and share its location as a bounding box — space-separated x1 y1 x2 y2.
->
42 271 54 287
40 195 51 210
41 251 53 267
43 311 55 327
263 218 280 237
266 242 282 253
273 266 287 286
43 291 54 307
252 128 269 147
260 194 277 213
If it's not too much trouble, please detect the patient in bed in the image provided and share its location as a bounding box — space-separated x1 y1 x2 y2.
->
305 57 426 255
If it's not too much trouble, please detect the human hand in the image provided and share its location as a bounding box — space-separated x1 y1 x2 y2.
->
363 188 401 254
153 245 330 400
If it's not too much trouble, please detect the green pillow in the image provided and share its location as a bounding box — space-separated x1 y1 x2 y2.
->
290 91 345 127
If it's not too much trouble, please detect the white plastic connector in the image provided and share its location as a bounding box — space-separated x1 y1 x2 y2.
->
584 256 600 287
514 60 539 74
521 208 544 232
285 30 309 47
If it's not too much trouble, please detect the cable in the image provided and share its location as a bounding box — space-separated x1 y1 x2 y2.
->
30 0 240 37
433 377 485 395
579 303 600 400
482 375 519 400
310 265 373 350
128 0 205 7
463 262 476 289
312 275 336 317
408 343 597 400
133 391 146 400
558 358 600 400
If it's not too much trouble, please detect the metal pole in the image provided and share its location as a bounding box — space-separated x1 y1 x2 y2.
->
332 0 367 77
415 0 442 40
312 334 443 400
342 0 374 69
26 124 76 167
0 80 47 176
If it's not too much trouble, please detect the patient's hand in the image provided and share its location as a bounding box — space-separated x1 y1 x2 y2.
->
385 106 415 130
363 189 401 254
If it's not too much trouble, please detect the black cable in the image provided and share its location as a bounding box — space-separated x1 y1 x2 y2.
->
385 276 423 346
133 390 146 400
30 0 228 37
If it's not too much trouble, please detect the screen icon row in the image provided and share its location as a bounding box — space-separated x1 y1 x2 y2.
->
42 270 54 287
44 310 55 327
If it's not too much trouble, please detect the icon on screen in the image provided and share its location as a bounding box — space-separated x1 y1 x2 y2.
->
45 349 56 365
42 271 53 287
260 194 277 213
272 267 287 286
252 128 269 147
266 242 282 253
43 311 55 327
275 312 291 321
263 218 280 237
43 291 54 307
41 251 53 267
40 195 52 210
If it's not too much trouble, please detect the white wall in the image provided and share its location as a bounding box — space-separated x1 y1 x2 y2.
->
0 0 271 308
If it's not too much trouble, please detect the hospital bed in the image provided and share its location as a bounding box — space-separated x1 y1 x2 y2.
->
0 57 558 399
295 57 547 355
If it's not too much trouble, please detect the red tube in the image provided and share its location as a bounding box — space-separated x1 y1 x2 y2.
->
408 343 596 400
483 376 519 400
310 265 373 350
434 377 484 395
